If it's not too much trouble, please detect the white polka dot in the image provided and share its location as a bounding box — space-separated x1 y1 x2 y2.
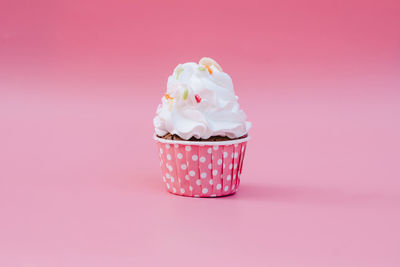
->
233 174 236 180
209 179 213 185
194 195 200 197
178 178 181 183
192 155 198 161
189 186 193 191
217 159 222 165
166 144 170 149
212 170 218 176
168 166 173 172
166 183 170 189
200 172 207 179
196 179 201 185
223 164 226 168
223 152 228 158
200 156 206 163
229 164 233 169
177 153 183 159
181 164 187 170
185 146 191 151
234 152 238 158
180 188 185 194
234 163 237 169
231 184 235 190
207 148 212 154
170 177 174 183
234 144 238 147
202 188 208 194
185 175 190 181
160 148 163 154
216 184 222 190
224 185 229 192
174 144 179 148
231 153 234 158
189 170 195 177
167 154 172 160
242 147 245 152
163 176 166 182
213 145 219 150
210 194 217 197
208 163 212 169
166 173 170 178
172 187 176 193
227 175 231 181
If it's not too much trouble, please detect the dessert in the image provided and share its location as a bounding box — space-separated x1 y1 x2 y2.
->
154 57 251 197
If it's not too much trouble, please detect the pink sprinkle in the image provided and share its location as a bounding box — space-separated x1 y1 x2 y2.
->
195 94 201 103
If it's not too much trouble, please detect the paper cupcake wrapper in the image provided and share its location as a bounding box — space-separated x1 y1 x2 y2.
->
155 135 249 197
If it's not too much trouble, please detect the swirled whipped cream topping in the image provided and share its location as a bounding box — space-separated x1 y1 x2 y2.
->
153 57 251 140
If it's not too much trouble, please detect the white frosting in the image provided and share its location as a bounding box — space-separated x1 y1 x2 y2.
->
153 58 251 140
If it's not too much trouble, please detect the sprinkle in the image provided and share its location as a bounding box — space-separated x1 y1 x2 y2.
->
183 88 188 100
199 57 223 71
198 66 206 71
195 94 201 103
176 68 184 79
165 94 173 100
205 65 213 74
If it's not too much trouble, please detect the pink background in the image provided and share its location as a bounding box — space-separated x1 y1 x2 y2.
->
1 0 400 266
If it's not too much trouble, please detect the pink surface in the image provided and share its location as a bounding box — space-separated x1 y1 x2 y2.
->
1 0 400 266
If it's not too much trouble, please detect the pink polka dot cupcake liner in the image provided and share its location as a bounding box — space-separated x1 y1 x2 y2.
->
154 135 249 197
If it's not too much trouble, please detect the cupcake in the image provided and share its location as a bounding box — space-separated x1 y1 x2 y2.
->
153 57 251 197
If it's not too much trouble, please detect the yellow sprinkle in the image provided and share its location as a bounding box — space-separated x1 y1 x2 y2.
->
183 88 188 100
176 68 184 79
